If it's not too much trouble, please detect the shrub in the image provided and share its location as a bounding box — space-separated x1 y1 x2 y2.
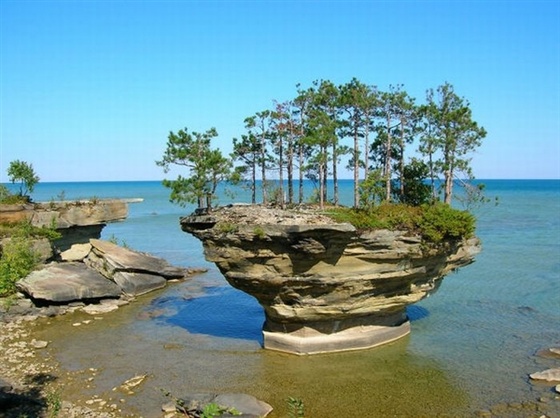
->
417 203 475 242
326 203 475 244
253 226 266 239
217 222 238 234
0 185 29 204
0 220 61 241
0 237 39 297
0 219 61 297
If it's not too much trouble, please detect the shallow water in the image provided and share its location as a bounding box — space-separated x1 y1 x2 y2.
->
25 180 560 416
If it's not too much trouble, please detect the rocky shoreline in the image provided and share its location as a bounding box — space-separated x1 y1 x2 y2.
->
0 297 274 418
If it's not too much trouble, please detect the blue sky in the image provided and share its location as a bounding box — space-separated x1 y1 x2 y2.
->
1 0 559 182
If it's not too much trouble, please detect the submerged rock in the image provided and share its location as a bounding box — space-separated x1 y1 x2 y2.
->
171 392 273 417
530 368 560 382
181 205 481 355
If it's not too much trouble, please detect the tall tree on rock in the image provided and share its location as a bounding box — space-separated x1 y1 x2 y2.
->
231 132 261 204
156 127 232 210
421 82 487 204
339 78 378 208
244 111 273 204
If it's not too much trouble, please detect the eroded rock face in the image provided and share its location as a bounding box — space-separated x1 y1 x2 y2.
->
0 199 138 253
181 205 481 355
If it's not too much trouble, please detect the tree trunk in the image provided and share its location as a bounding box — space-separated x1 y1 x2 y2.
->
353 123 360 208
261 135 268 205
444 168 453 204
399 118 405 199
278 138 284 208
287 138 294 205
298 144 304 204
332 142 338 206
251 159 256 204
385 114 392 202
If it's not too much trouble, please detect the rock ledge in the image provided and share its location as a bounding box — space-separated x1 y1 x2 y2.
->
181 205 481 355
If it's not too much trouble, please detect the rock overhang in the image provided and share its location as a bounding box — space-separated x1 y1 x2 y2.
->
181 205 481 355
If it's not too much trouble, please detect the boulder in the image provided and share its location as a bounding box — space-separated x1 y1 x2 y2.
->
16 262 121 302
87 239 187 279
176 393 272 417
181 205 481 355
213 393 273 417
59 243 92 262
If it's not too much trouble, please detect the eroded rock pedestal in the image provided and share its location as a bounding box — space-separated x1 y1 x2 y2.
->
181 205 481 355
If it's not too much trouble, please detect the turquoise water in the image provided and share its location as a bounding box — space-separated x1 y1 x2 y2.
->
14 179 560 415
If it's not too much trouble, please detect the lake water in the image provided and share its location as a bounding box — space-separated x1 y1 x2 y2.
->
18 179 560 417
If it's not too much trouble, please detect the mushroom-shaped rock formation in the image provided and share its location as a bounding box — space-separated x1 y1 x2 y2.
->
181 205 480 355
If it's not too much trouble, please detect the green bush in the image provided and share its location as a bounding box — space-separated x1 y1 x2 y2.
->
417 203 475 242
0 236 39 297
0 185 29 204
0 219 61 297
0 219 61 241
326 203 475 244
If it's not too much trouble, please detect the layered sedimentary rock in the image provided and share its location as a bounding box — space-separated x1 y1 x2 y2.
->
181 205 481 355
0 199 141 252
17 239 194 302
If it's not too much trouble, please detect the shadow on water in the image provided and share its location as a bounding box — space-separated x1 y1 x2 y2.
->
154 285 265 344
406 304 430 321
151 282 432 345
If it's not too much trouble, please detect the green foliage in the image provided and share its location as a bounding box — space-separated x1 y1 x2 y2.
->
0 185 29 204
0 236 39 297
326 203 475 243
253 226 266 239
217 222 238 234
200 402 241 418
157 127 233 208
7 160 40 198
417 203 475 242
0 219 61 241
0 220 60 296
46 389 62 418
107 234 129 248
419 83 487 204
359 169 384 209
287 397 305 418
394 158 433 206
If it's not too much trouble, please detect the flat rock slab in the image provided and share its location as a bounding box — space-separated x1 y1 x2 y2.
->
90 239 186 278
530 368 560 382
17 263 121 302
113 271 167 296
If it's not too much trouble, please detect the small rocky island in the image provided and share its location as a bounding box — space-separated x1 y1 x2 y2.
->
181 204 481 355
